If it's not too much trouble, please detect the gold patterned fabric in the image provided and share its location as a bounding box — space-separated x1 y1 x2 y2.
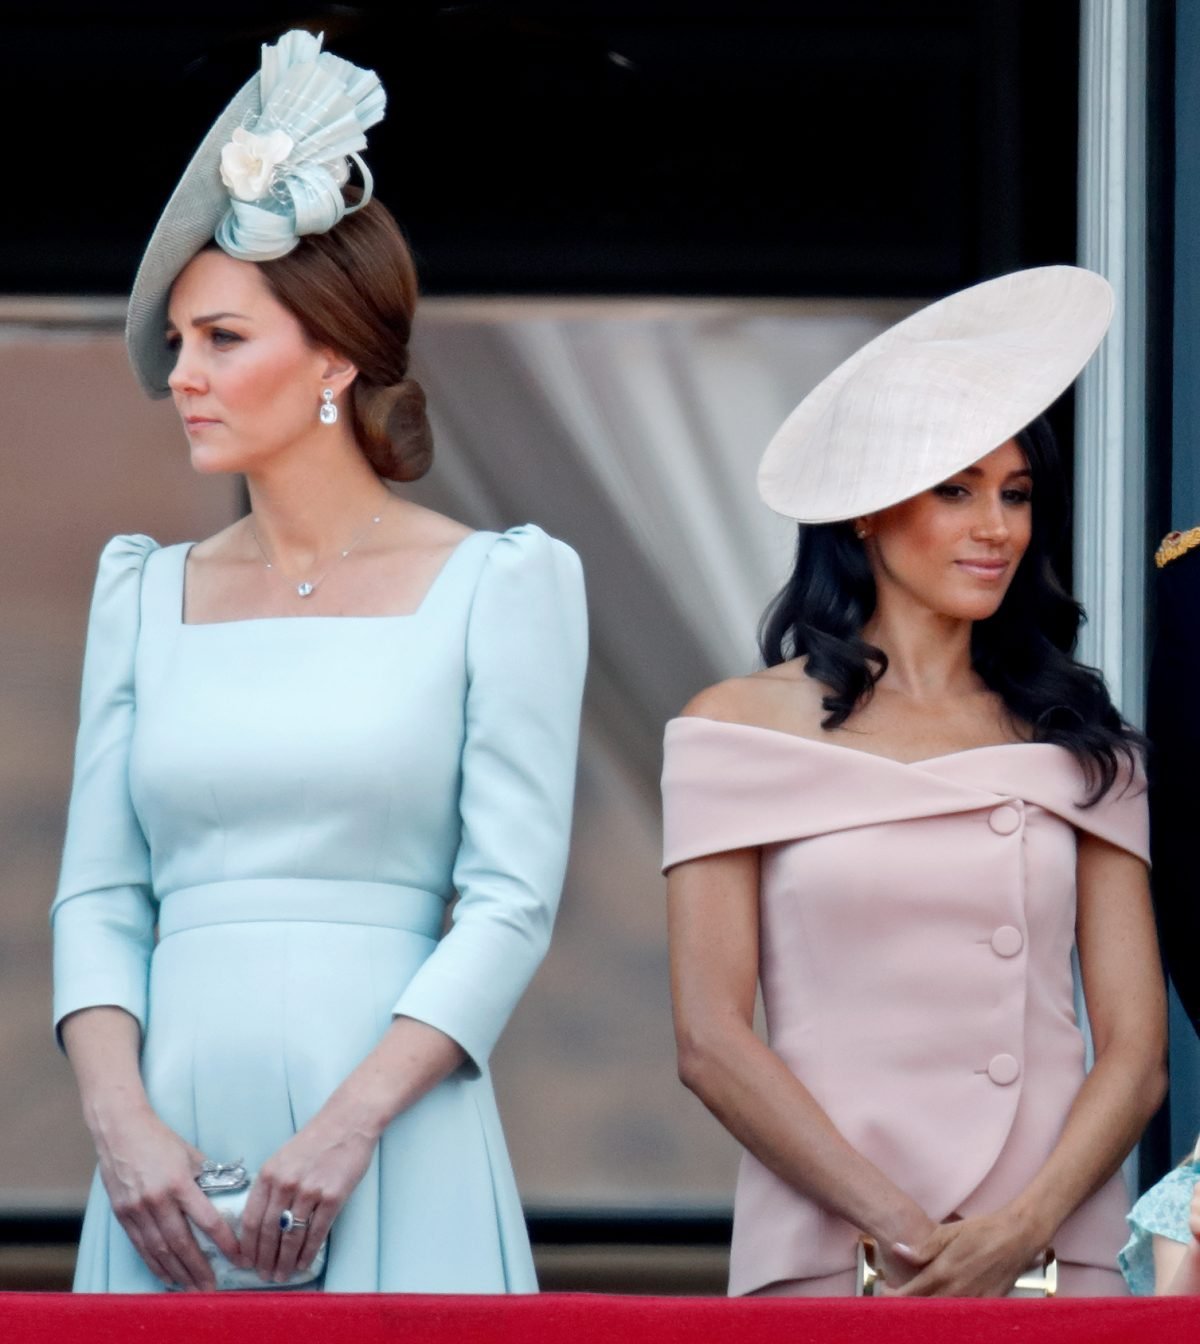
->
1155 527 1200 569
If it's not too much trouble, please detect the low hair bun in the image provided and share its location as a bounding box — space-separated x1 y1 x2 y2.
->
257 197 435 483
353 376 434 483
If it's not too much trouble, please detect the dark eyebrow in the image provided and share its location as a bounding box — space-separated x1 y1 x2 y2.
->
957 465 1033 481
164 311 250 332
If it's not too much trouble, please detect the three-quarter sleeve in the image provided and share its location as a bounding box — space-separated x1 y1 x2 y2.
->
51 534 159 1044
392 525 588 1072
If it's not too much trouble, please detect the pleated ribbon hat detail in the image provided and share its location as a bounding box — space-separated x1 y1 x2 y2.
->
125 29 386 399
757 266 1115 524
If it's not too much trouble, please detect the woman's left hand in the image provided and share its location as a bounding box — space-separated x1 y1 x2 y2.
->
239 1017 465 1282
890 1211 1043 1297
239 1102 379 1282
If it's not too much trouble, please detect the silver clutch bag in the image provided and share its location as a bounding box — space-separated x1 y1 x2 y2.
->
187 1159 328 1291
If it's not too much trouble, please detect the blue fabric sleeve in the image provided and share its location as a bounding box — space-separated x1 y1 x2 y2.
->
391 525 588 1072
1118 1159 1200 1295
51 535 159 1045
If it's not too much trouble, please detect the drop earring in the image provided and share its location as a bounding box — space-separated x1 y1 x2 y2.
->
319 388 338 425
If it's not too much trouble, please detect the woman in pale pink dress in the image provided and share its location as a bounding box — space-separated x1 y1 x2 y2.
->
663 268 1167 1297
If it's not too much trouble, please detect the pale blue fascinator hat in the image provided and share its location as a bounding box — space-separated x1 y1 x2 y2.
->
125 29 386 398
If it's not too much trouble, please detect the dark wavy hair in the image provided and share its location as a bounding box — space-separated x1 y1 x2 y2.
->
758 415 1143 804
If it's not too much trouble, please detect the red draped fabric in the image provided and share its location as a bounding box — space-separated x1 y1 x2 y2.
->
2 1293 1195 1344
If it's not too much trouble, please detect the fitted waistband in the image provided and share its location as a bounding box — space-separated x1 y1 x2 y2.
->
157 878 446 941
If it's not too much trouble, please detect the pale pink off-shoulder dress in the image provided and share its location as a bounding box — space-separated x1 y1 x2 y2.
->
662 717 1149 1297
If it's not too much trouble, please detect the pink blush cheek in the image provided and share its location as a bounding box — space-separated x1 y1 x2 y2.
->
217 333 306 409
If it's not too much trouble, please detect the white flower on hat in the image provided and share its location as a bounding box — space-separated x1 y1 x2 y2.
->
219 127 295 202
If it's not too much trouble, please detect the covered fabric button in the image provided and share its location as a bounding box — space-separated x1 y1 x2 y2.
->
988 804 1021 835
987 1053 1021 1085
990 925 1024 957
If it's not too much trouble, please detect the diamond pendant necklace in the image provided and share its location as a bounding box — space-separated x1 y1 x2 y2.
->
251 506 385 599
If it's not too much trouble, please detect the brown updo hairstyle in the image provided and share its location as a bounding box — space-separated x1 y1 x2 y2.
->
256 193 433 482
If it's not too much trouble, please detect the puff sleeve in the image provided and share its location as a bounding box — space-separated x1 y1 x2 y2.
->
51 534 159 1044
1118 1154 1200 1294
391 525 587 1072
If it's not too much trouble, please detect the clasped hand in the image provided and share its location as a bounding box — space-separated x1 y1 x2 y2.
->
101 1105 376 1288
888 1210 1042 1297
237 1109 377 1283
96 1108 245 1291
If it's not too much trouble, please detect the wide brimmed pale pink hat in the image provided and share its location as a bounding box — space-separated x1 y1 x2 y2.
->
757 265 1114 524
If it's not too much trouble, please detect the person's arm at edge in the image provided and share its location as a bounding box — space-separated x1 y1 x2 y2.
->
668 843 937 1283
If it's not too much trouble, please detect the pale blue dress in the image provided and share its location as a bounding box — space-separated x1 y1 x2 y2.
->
52 525 587 1292
1118 1150 1200 1295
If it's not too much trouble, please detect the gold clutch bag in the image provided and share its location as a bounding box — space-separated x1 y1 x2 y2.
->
856 1235 1057 1298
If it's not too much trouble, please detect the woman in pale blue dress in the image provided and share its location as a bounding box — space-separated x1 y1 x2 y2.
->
52 31 587 1293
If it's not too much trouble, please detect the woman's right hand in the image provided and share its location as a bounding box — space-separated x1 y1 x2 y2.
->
93 1107 247 1290
61 1007 247 1289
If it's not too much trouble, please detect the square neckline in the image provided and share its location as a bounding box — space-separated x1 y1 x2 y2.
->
177 529 482 628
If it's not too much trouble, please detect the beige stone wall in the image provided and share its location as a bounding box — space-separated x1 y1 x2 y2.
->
0 320 239 1200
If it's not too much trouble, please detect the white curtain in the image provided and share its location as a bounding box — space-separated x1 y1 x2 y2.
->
411 299 912 776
